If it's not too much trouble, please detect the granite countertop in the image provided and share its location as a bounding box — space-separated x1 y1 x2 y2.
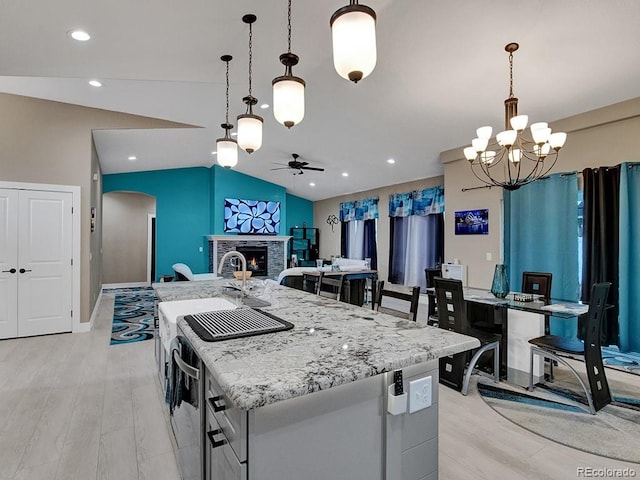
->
154 279 480 411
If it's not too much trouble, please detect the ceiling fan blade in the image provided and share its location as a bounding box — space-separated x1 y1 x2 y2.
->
300 166 325 171
270 167 291 171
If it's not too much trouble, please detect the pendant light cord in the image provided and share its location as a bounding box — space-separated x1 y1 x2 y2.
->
224 58 231 129
287 0 292 53
508 51 514 99
248 22 253 96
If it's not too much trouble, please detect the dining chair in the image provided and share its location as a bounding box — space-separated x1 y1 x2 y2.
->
522 271 553 300
376 281 421 322
528 282 611 414
434 277 501 395
302 273 320 294
425 268 441 326
316 272 344 300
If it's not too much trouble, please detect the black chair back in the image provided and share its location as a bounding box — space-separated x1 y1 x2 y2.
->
376 281 421 322
434 277 466 334
583 282 612 410
425 268 441 319
522 272 552 299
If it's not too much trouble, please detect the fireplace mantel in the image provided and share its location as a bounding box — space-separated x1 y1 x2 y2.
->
206 235 291 243
207 235 292 279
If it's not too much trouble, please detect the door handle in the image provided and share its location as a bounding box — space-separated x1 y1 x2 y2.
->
2 268 17 274
19 268 32 273
206 429 227 449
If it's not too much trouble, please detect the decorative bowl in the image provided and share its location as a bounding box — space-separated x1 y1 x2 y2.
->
233 271 252 280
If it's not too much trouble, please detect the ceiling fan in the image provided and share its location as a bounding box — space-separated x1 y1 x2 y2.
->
271 153 325 175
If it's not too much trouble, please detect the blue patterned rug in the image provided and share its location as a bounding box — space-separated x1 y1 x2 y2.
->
106 286 155 345
476 369 640 463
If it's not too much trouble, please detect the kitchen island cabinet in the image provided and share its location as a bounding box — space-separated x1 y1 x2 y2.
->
156 279 479 480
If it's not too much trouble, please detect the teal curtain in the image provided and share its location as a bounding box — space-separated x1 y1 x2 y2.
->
618 162 640 352
340 198 378 222
505 173 580 338
388 187 444 218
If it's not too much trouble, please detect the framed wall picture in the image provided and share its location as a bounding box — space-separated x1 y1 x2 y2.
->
454 209 489 235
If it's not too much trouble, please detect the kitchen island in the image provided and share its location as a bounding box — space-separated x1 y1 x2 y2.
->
155 279 479 480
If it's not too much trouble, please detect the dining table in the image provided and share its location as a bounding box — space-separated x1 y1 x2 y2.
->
428 286 589 387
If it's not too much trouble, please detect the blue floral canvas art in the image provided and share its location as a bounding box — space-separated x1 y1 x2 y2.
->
224 198 280 234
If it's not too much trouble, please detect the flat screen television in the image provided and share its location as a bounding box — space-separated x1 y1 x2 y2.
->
224 198 281 234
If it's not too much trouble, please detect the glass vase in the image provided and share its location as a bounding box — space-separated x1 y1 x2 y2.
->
491 264 509 299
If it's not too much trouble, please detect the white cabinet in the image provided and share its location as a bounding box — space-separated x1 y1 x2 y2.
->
0 188 73 339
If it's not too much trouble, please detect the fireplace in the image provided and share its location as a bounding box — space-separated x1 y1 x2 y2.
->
236 246 268 276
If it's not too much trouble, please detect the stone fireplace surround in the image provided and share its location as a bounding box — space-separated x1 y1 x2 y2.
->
207 235 292 279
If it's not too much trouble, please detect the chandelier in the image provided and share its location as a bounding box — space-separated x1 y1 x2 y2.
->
237 14 263 154
464 43 567 191
330 0 377 83
272 0 305 129
216 55 238 169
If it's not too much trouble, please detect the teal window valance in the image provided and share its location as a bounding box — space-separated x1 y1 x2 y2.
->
389 186 444 217
339 197 379 222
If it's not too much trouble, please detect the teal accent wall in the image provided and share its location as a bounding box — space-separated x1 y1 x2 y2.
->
103 165 314 281
103 167 211 280
286 193 314 230
211 165 288 234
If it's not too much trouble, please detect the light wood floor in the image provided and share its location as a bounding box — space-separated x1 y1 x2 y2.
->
1 292 638 480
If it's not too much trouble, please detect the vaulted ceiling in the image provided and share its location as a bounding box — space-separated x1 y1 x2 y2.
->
1 0 639 200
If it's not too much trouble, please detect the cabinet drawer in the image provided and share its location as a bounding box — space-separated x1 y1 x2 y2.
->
205 368 247 463
205 409 247 480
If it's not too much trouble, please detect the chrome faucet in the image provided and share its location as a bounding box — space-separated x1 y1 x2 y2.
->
218 251 248 292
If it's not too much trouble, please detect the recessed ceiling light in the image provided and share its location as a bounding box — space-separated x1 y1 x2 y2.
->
342 172 349 177
211 151 217 155
309 182 316 187
260 104 270 109
69 30 91 42
231 132 238 137
128 156 137 161
88 80 102 87
386 158 396 164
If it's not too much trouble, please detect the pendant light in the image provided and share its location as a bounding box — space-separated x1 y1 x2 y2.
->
216 55 238 169
272 0 305 129
237 14 263 154
330 0 377 83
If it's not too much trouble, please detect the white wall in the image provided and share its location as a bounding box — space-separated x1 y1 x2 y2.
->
103 192 156 284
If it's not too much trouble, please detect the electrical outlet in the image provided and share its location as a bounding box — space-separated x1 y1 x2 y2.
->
199 246 203 252
409 376 432 413
486 252 492 261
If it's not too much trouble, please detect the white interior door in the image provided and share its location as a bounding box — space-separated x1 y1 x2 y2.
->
0 189 19 338
17 190 73 337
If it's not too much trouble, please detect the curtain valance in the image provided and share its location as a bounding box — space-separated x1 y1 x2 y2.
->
388 186 444 217
339 197 379 222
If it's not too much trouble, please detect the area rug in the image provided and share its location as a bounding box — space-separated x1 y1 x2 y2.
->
602 347 640 375
106 286 155 345
476 369 640 463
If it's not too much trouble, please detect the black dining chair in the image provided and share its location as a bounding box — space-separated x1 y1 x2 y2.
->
376 281 421 322
425 268 440 326
522 271 552 300
528 282 611 414
434 277 501 395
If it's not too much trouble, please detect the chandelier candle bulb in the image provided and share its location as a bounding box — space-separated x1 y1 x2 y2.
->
509 114 529 131
476 126 493 140
549 132 567 150
472 137 488 153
